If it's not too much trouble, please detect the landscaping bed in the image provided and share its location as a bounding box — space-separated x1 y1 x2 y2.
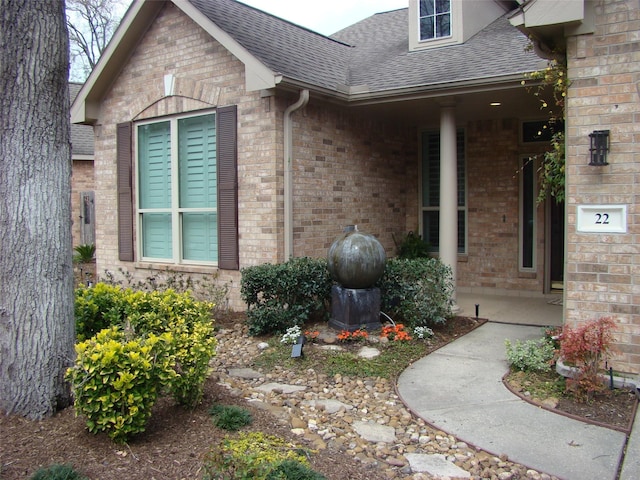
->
2 313 636 479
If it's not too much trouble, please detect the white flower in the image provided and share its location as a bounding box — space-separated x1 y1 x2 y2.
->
413 326 434 340
280 325 302 345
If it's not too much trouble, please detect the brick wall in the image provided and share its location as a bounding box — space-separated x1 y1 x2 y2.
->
71 159 94 247
565 0 640 373
459 119 547 293
289 101 418 259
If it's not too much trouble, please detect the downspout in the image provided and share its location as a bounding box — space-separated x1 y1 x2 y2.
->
283 89 309 260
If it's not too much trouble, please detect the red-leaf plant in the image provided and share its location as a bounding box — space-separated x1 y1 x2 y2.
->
559 316 617 402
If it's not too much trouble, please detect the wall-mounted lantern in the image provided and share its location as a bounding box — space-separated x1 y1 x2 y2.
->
589 130 610 166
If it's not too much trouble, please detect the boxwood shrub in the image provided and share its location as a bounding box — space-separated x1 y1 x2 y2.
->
240 257 332 335
376 257 454 328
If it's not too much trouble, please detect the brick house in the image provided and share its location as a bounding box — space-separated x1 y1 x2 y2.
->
70 82 95 248
71 0 639 374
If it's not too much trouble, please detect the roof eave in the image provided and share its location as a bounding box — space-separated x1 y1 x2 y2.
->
278 72 539 107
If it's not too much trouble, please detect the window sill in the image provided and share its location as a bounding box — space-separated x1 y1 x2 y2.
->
135 262 219 275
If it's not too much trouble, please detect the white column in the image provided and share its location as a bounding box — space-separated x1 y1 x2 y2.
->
439 103 458 303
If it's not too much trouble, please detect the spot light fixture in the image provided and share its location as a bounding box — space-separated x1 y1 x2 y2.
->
589 130 610 166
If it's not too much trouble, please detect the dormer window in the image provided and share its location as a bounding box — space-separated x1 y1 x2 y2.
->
419 0 452 41
409 0 510 52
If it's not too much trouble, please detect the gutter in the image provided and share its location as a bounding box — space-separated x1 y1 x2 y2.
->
283 89 309 260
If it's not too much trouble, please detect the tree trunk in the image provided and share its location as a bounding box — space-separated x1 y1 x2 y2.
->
0 0 75 419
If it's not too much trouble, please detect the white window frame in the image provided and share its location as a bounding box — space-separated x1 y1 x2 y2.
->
409 0 462 51
135 111 218 266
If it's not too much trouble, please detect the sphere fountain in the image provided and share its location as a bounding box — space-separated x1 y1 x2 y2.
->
327 225 386 332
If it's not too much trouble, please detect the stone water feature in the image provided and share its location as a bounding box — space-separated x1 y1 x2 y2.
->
327 225 386 332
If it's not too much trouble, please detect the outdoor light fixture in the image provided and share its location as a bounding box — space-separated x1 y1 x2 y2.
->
589 130 610 166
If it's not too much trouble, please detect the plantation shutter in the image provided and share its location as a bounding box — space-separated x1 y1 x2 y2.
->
138 122 172 259
117 122 134 261
216 105 239 270
179 114 217 262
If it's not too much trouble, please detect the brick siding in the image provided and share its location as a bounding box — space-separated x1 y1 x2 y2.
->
565 0 640 373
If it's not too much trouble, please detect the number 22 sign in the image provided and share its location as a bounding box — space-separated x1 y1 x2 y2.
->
577 205 627 233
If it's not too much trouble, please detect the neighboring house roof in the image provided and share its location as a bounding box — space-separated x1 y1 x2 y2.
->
69 83 94 157
72 0 543 123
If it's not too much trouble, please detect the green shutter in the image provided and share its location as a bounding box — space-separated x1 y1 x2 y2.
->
182 213 218 261
138 122 172 259
178 114 217 262
142 213 172 259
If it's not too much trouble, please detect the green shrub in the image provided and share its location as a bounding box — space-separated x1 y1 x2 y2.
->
209 404 253 431
203 432 311 480
29 464 87 480
73 244 96 263
377 257 453 328
241 257 332 335
505 338 556 372
266 460 327 480
65 327 176 442
393 231 430 259
125 289 217 406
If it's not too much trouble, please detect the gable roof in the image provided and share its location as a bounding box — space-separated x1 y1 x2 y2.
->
72 0 542 123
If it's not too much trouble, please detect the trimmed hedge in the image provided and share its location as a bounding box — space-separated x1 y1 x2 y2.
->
377 257 454 327
240 257 332 335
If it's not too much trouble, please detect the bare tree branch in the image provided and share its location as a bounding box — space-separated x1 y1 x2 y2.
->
66 0 126 81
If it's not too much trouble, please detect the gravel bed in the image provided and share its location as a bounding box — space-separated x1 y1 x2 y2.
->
210 322 560 480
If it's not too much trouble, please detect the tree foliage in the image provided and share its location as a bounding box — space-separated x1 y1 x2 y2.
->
66 0 126 81
522 49 569 203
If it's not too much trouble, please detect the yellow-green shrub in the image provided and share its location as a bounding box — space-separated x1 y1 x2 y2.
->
125 289 217 406
203 432 311 480
69 285 218 440
74 283 130 341
65 327 176 442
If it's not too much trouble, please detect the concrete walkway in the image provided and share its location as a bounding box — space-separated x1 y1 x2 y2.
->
397 293 638 480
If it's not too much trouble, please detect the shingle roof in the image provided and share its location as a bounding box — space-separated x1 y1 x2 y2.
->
187 0 540 95
69 83 94 156
332 10 539 91
188 0 353 91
